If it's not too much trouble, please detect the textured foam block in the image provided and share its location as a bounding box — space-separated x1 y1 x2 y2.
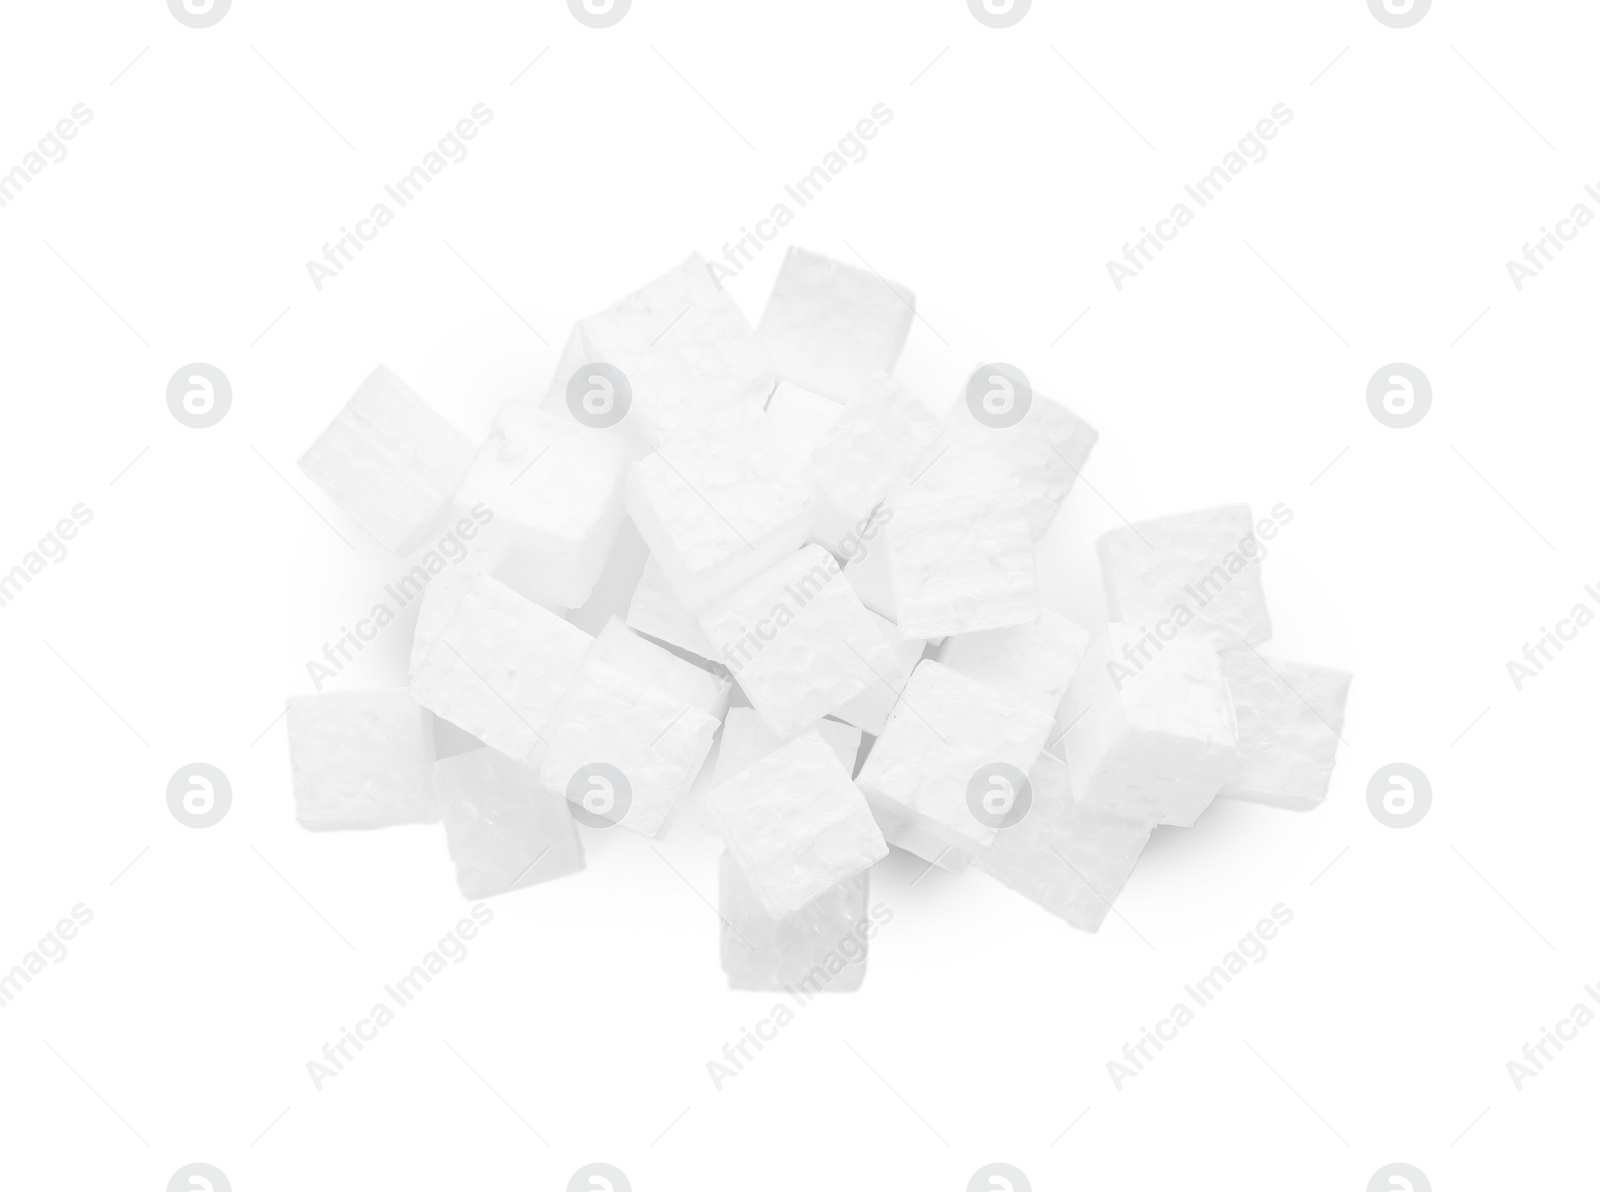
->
1218 649 1350 810
593 616 730 719
699 545 898 737
540 659 719 838
287 689 437 830
712 707 863 787
407 553 495 677
916 385 1098 538
833 612 925 736
298 365 475 554
707 730 888 918
627 400 816 610
410 575 593 765
720 854 870 992
626 557 719 661
756 247 915 403
885 483 1040 638
856 660 1054 861
1058 625 1239 827
938 609 1091 709
973 751 1153 932
434 747 585 898
1098 504 1276 649
454 405 629 609
804 378 943 556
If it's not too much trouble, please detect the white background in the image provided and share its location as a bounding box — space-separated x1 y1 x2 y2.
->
1 2 1594 1189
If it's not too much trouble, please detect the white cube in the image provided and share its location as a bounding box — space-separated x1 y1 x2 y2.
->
626 557 719 662
434 747 585 898
832 612 925 737
287 688 437 830
938 609 1091 709
592 616 730 720
407 552 495 677
719 854 871 993
712 707 863 788
1219 649 1350 810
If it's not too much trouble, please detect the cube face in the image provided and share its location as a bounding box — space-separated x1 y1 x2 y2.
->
938 609 1091 708
1098 504 1273 649
407 553 494 677
699 546 898 737
713 707 864 788
832 612 926 737
763 381 843 476
973 752 1153 932
720 853 870 992
540 660 719 838
593 616 729 720
1219 649 1350 810
856 661 1054 857
885 484 1040 639
708 730 887 918
1059 626 1239 827
842 535 899 621
287 689 437 830
434 748 584 898
298 365 475 554
409 576 594 765
626 557 718 661
757 247 915 404
877 803 971 874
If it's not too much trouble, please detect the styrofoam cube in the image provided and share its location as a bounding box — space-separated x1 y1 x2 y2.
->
407 552 495 676
756 247 915 403
973 751 1153 932
712 707 863 787
885 483 1040 638
287 689 437 830
1058 625 1239 827
707 730 888 918
298 365 475 554
938 609 1091 709
454 405 629 609
832 612 925 736
434 747 585 898
626 557 720 661
699 545 898 737
593 616 730 719
1218 649 1350 810
719 854 870 992
1097 504 1275 649
410 575 593 766
540 659 718 838
855 660 1054 861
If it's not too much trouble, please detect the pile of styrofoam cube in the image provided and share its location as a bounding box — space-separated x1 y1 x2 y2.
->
285 247 1350 990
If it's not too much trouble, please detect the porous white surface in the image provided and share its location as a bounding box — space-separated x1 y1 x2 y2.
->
593 616 730 720
938 609 1091 708
626 557 719 661
287 688 438 830
1058 625 1239 827
433 747 585 898
832 611 925 737
1218 649 1350 810
763 380 843 475
298 365 475 554
856 660 1054 859
407 552 495 677
885 483 1040 638
842 530 899 620
707 730 888 918
410 575 594 766
973 751 1153 932
877 805 971 875
699 545 897 737
756 246 915 403
719 854 870 992
540 659 718 838
712 707 863 787
1097 503 1274 648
